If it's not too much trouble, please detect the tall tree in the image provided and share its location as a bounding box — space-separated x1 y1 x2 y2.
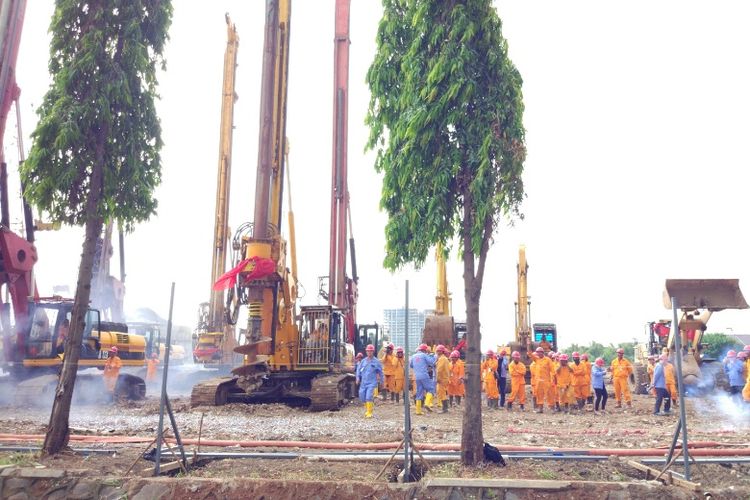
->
367 0 525 465
22 0 172 455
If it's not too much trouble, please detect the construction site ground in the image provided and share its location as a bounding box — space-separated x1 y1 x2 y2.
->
0 390 748 498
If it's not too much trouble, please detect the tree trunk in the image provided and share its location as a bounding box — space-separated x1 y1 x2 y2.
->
42 159 105 456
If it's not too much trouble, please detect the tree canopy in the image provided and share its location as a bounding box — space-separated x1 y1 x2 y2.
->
366 0 525 268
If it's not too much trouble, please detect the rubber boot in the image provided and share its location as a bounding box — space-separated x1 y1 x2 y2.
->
555 402 561 412
390 392 395 403
382 389 388 402
520 404 525 412
615 401 622 408
364 402 370 418
449 396 454 407
395 393 400 404
507 402 513 412
416 400 424 415
425 392 434 410
626 401 632 408
534 406 543 414
579 399 585 411
456 396 461 406
441 400 448 413
563 404 569 414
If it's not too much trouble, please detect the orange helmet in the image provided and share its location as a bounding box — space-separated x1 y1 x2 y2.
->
485 349 495 357
727 350 737 358
396 346 404 354
595 357 604 366
559 353 569 361
511 351 521 359
744 345 750 352
386 343 394 350
449 350 460 359
418 344 429 352
109 346 118 354
572 351 580 358
366 344 375 352
535 347 545 353
581 353 589 361
616 348 625 354
436 344 446 354
356 352 363 360
738 351 748 360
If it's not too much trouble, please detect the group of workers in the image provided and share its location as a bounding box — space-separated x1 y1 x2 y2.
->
482 347 632 414
355 343 465 419
723 346 750 404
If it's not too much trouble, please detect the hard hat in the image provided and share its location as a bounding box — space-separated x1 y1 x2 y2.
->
572 351 580 358
396 346 404 354
738 351 748 359
595 358 604 366
356 352 363 360
500 350 507 356
366 344 375 352
418 343 429 352
109 346 118 353
386 343 394 350
511 351 521 359
727 350 737 358
616 348 625 354
535 347 544 353
559 353 569 361
581 353 589 361
436 344 446 353
485 349 494 357
744 345 750 352
660 353 669 361
450 350 460 359
151 353 159 359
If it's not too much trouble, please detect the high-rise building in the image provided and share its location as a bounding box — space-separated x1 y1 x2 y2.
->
383 308 426 350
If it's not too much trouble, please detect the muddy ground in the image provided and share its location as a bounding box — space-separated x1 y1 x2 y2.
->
0 390 748 493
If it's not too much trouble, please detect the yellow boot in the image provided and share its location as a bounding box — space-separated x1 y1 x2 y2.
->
373 387 379 398
416 400 423 415
365 401 374 418
425 392 434 409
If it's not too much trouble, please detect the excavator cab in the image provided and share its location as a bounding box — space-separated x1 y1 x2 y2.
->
297 305 353 368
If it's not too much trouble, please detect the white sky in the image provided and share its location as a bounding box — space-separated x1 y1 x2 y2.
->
7 1 750 351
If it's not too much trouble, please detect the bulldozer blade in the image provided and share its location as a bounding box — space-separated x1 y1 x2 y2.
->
663 279 748 311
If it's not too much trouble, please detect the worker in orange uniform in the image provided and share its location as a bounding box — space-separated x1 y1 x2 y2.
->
482 350 500 409
447 350 465 406
146 352 160 385
529 356 538 408
743 352 750 403
571 352 588 411
103 346 122 401
380 343 397 403
581 353 593 406
664 357 678 407
533 348 554 413
506 351 526 412
392 347 406 404
646 355 656 396
610 348 633 408
550 352 561 412
556 354 574 413
435 345 451 413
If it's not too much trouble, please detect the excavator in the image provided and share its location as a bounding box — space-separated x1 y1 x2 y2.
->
421 244 466 354
0 0 146 404
631 279 748 394
192 15 240 367
191 0 359 410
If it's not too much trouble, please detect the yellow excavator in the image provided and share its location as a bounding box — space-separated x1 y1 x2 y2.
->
192 15 240 367
191 0 358 409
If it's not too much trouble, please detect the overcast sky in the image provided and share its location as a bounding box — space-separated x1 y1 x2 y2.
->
8 1 750 351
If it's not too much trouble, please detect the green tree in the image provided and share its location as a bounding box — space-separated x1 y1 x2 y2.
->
367 0 525 465
22 0 172 455
701 333 741 359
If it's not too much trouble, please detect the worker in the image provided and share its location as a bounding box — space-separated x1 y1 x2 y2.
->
550 351 561 412
533 348 554 413
497 349 509 408
570 352 587 411
392 347 406 404
529 355 538 408
556 354 574 413
506 351 526 411
447 350 465 406
540 335 551 352
146 352 160 384
610 348 633 408
54 318 70 356
356 344 383 418
581 353 593 406
646 355 656 396
743 355 750 403
435 345 451 413
652 354 671 416
410 343 435 415
592 357 608 414
724 350 746 402
664 357 678 408
482 350 500 409
103 346 122 400
380 343 397 403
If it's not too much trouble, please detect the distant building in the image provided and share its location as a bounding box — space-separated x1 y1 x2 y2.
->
383 308 426 350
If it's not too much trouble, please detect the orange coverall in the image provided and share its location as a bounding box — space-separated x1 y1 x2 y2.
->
664 362 678 402
534 356 555 409
647 362 656 396
381 352 397 393
743 369 750 402
556 364 574 405
448 359 465 397
103 355 122 393
581 359 592 399
507 360 527 405
436 354 451 404
482 357 499 400
611 357 633 404
393 357 405 393
146 357 160 383
571 361 587 400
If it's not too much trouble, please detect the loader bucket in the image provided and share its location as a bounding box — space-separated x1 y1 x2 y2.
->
663 279 748 311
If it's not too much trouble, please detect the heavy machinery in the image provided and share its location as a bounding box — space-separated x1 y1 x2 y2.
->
191 0 359 410
631 279 748 394
192 15 240 367
421 244 466 354
0 0 145 403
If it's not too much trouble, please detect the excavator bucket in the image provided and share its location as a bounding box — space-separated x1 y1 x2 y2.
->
663 279 748 311
422 315 455 347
